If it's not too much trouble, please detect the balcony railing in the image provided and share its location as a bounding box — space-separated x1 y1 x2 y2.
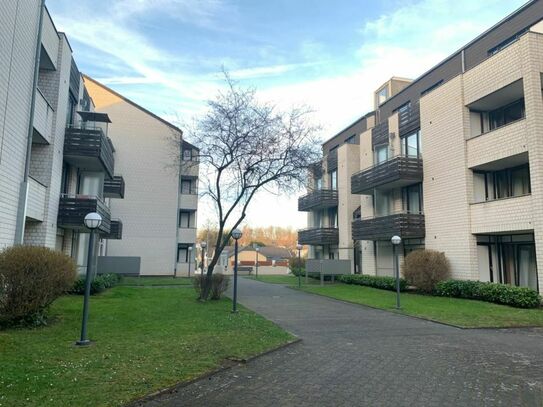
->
352 213 425 241
298 227 339 246
64 126 114 179
351 155 423 195
58 194 111 234
298 189 338 212
102 219 123 240
104 175 125 199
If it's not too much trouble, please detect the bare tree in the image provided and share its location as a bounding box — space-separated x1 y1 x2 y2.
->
180 74 321 300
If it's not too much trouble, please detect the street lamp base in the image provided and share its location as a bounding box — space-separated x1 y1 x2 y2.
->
231 310 239 314
75 339 92 346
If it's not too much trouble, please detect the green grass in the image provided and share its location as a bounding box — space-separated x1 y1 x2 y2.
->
243 274 320 285
0 286 293 407
119 276 192 286
299 283 543 328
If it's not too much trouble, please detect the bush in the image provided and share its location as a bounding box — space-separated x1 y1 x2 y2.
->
289 256 305 277
290 267 305 277
0 246 76 326
403 249 451 293
338 274 407 292
435 280 541 308
71 273 122 295
193 273 230 300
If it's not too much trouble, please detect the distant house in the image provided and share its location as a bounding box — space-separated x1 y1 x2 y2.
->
212 245 292 274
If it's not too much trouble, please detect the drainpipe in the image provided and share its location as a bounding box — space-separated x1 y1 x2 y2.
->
14 0 46 244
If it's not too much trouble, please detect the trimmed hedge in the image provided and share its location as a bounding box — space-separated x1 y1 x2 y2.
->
338 274 407 292
71 273 122 295
435 280 541 309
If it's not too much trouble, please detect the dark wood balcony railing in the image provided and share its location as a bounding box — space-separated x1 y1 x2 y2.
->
298 227 339 246
104 175 125 199
58 194 111 234
327 149 338 171
352 213 425 241
64 127 114 179
102 219 122 240
298 189 338 211
351 156 423 195
398 101 420 136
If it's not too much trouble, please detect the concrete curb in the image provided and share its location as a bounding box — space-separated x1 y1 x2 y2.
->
126 337 302 406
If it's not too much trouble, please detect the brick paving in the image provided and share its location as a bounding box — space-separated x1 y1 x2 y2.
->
139 278 543 406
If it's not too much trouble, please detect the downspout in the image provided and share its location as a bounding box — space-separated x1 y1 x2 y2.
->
14 0 46 244
174 134 182 276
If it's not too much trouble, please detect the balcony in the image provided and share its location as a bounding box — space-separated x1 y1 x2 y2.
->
179 227 197 243
33 89 53 144
352 213 425 241
298 227 339 246
470 195 532 234
64 126 114 179
179 193 198 210
351 156 423 195
104 176 125 199
298 189 338 212
58 194 111 234
102 219 123 240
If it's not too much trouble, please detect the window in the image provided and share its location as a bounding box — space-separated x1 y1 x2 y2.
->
374 190 392 217
473 164 530 202
179 211 192 228
329 170 337 190
181 179 193 194
378 87 388 105
345 134 356 144
182 149 192 161
328 207 338 228
374 145 388 164
403 183 423 214
401 130 421 158
315 177 323 190
489 99 525 131
488 28 528 56
177 245 191 263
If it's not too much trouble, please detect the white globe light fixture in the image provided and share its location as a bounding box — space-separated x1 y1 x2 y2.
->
84 212 102 230
391 235 402 246
296 243 303 251
231 228 242 240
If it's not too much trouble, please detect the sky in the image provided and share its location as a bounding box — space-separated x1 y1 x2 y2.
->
48 0 526 229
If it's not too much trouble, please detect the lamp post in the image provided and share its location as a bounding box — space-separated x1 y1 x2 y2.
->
391 235 402 310
76 212 102 346
200 241 207 275
188 246 193 278
254 244 259 279
231 228 243 313
296 243 303 289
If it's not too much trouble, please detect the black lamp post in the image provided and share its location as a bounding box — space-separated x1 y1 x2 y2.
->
391 235 402 310
200 241 207 275
76 212 102 346
231 228 242 313
296 243 303 289
254 244 259 279
188 246 193 278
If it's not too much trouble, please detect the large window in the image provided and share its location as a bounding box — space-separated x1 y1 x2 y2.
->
473 164 530 202
374 144 388 164
179 211 193 228
328 207 338 228
401 130 421 158
177 244 192 263
374 190 392 217
489 98 525 131
402 183 423 214
181 179 195 194
377 86 388 105
329 170 337 190
315 177 323 190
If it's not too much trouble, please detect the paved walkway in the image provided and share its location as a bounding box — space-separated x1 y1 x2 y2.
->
141 278 543 406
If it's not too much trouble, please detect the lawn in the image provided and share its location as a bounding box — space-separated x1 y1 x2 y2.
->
0 286 293 407
299 283 543 328
119 276 192 286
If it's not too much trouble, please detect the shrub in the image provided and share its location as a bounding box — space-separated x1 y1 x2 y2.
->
193 273 230 300
403 249 451 293
289 256 306 277
0 246 76 326
290 267 305 277
435 280 541 308
338 274 407 292
71 273 122 295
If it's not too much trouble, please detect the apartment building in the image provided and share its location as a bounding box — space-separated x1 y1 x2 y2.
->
84 77 199 276
0 2 199 276
299 0 543 292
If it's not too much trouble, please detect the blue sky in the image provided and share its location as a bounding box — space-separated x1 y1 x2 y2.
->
48 0 526 228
